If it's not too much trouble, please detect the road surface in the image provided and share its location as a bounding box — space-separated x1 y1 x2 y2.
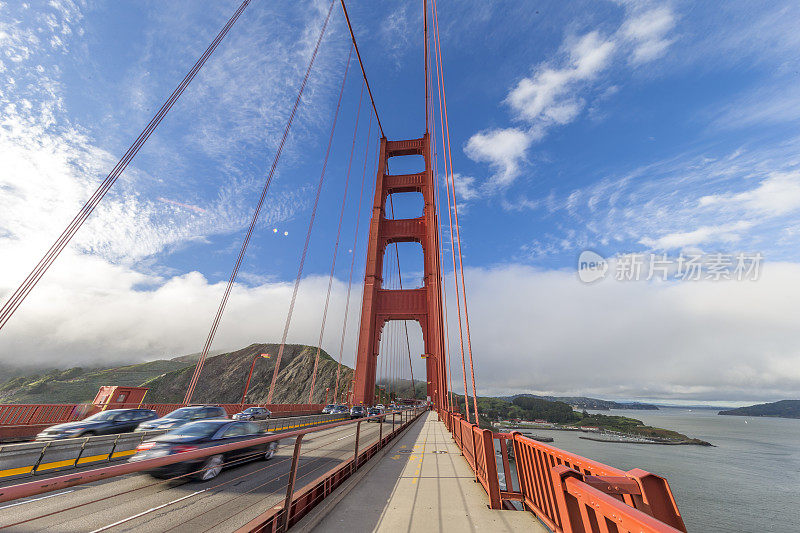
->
0 419 393 532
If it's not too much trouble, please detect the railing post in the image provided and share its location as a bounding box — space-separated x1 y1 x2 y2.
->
378 415 383 448
482 429 502 509
625 468 688 532
282 434 304 532
551 465 583 533
353 420 361 473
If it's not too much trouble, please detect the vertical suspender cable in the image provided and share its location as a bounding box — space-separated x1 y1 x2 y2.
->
309 71 362 403
334 114 372 403
431 1 471 423
432 0 479 424
387 197 416 400
183 0 335 404
265 36 350 405
0 0 252 333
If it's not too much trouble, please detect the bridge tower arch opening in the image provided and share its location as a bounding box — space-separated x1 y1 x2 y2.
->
352 134 448 410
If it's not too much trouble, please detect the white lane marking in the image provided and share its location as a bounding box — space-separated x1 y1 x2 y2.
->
89 488 210 533
0 490 75 510
335 432 356 441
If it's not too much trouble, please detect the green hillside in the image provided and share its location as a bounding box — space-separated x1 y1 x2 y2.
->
0 359 194 404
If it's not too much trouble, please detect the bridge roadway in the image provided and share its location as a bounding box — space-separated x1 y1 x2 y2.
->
0 419 388 532
306 412 545 533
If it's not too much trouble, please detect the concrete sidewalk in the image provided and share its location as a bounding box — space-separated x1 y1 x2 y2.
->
311 412 546 533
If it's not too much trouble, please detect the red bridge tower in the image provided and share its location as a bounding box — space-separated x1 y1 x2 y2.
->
352 134 447 409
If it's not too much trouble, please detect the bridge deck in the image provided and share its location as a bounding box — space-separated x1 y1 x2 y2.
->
312 412 546 533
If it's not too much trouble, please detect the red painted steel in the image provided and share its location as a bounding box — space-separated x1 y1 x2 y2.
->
0 403 325 441
352 134 448 410
441 410 687 532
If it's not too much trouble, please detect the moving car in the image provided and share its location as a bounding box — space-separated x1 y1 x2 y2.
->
322 404 336 414
130 419 277 481
332 405 349 415
367 407 384 422
36 408 158 440
349 405 366 419
135 405 227 432
232 407 271 421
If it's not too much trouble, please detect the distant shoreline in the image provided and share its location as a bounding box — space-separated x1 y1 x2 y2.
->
578 435 714 446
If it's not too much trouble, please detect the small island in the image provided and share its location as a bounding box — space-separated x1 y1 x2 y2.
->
718 399 800 419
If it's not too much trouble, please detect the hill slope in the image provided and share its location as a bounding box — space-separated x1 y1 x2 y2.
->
142 343 353 405
718 400 800 419
500 393 658 410
0 359 194 404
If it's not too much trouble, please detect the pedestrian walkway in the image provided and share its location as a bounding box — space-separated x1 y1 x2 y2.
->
312 411 546 532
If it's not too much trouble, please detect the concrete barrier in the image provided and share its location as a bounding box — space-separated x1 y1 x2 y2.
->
109 433 147 461
34 439 85 474
0 441 47 480
74 435 118 467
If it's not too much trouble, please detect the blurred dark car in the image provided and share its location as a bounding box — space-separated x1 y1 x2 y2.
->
332 405 349 415
349 406 366 419
232 407 271 421
130 419 277 481
367 407 384 422
322 404 336 414
36 409 158 440
135 405 227 432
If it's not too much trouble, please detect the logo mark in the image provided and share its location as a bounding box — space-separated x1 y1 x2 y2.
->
578 250 608 283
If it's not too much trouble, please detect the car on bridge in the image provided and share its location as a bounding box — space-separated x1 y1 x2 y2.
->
332 405 349 415
130 419 277 481
36 408 158 440
232 407 271 421
349 405 366 419
322 404 336 414
367 407 384 422
135 405 227 432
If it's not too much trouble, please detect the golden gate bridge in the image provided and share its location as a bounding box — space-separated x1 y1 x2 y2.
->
0 1 687 531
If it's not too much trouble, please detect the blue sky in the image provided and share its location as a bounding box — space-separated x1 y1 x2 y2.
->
2 1 800 404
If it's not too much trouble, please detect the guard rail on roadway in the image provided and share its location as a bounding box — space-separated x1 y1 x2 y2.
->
0 403 325 441
0 412 348 482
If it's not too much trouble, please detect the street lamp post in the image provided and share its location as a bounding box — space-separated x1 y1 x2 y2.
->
241 353 270 405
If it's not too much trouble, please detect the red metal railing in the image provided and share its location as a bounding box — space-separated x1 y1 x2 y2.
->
442 410 687 533
0 403 325 440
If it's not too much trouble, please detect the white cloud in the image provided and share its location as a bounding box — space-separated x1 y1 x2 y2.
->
448 263 800 402
451 173 479 202
464 128 530 187
639 221 753 250
465 5 676 193
0 249 366 371
507 32 615 124
699 172 800 216
620 6 676 65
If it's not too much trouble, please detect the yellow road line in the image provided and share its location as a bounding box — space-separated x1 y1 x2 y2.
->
36 459 76 471
0 466 34 478
110 450 137 459
77 453 110 464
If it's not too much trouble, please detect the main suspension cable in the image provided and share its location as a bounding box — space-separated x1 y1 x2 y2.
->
0 0 252 334
266 36 351 404
339 0 385 138
432 0 479 423
431 0 472 422
184 0 336 404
